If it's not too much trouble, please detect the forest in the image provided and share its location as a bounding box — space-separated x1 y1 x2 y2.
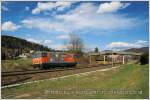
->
1 35 52 60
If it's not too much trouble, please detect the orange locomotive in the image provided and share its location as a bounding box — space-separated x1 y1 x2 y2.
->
32 51 77 69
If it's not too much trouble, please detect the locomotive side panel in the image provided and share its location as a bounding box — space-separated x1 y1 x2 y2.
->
63 54 76 63
50 52 64 63
32 52 49 65
32 52 77 69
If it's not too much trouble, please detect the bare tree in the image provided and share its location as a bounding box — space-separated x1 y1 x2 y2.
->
67 33 84 53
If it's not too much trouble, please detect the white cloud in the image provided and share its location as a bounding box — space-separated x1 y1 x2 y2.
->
44 40 52 44
55 2 74 11
55 3 97 28
135 40 147 44
84 44 101 52
106 40 147 50
32 1 74 14
56 13 137 31
2 21 20 31
22 2 142 34
97 1 130 14
55 3 139 31
54 45 66 50
25 6 30 11
21 18 68 32
32 2 54 14
48 44 67 50
47 43 74 50
26 38 53 47
56 34 69 39
26 38 42 44
42 39 53 47
25 37 68 50
70 3 97 14
106 42 132 48
2 6 9 11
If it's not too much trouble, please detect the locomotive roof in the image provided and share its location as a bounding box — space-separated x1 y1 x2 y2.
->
33 51 75 54
34 51 63 53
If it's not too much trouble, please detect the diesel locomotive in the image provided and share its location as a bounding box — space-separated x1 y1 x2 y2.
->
32 51 77 69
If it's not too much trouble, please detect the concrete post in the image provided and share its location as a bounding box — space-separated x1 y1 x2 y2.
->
90 55 92 65
104 55 106 64
112 53 113 66
123 55 125 64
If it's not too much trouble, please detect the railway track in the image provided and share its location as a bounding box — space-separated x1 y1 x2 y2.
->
2 64 120 86
2 64 111 76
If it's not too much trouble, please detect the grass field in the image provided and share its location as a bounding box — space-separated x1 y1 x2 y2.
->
1 63 149 99
1 58 32 71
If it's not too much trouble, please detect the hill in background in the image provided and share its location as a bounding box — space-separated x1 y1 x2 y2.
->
1 35 149 60
123 47 149 53
1 35 52 60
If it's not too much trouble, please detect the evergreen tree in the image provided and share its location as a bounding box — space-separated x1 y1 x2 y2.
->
94 47 99 53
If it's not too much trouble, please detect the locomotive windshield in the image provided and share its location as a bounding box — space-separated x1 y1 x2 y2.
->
32 52 47 58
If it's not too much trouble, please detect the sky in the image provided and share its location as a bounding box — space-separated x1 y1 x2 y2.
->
1 1 149 51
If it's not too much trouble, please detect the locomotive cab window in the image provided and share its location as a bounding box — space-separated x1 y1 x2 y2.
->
32 52 47 58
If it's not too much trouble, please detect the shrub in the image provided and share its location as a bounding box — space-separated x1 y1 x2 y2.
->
140 52 149 65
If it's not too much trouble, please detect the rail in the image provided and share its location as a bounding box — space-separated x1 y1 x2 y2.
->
2 64 113 77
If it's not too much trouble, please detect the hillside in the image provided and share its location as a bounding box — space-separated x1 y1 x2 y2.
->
1 35 52 60
123 47 149 53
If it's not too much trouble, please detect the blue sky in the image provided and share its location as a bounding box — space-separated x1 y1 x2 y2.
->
1 1 149 51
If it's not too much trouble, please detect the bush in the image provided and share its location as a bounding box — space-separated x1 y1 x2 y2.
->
140 52 149 65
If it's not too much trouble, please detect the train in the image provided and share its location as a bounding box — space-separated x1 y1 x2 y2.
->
32 51 77 69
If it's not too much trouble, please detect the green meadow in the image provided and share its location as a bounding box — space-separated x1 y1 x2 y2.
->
2 58 32 71
2 63 149 99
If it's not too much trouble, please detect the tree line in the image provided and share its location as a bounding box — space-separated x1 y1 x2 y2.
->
1 34 99 60
1 35 52 60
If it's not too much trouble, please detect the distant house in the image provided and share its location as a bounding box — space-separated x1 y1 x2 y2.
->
30 50 34 54
19 53 31 58
88 50 141 65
